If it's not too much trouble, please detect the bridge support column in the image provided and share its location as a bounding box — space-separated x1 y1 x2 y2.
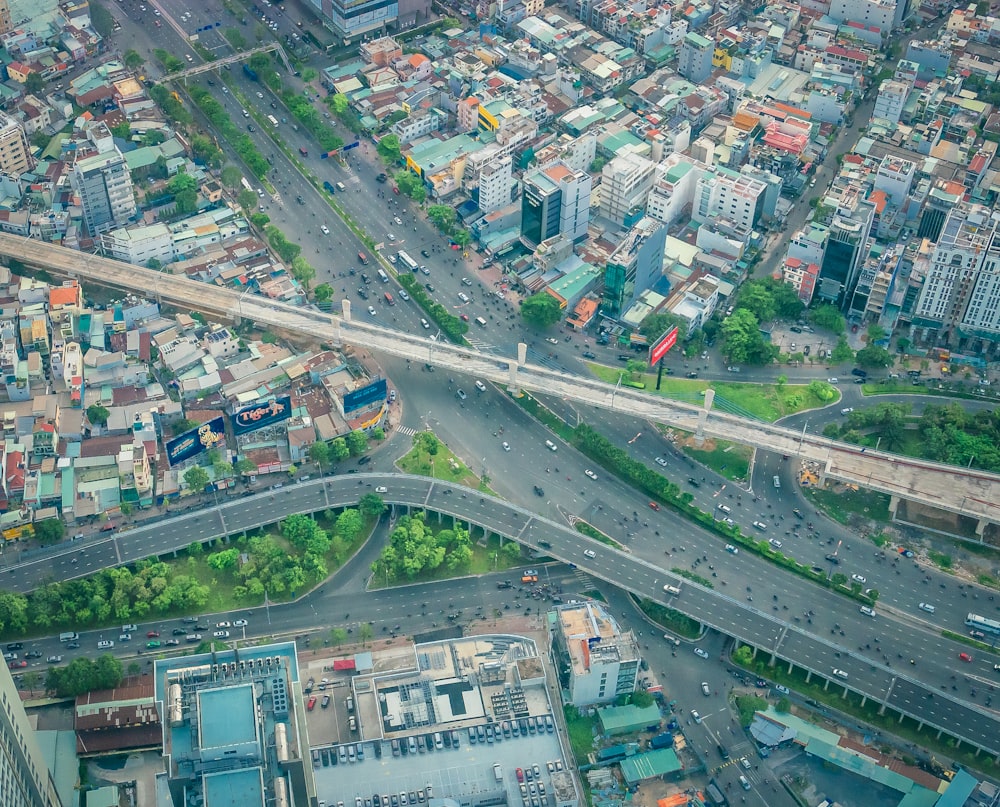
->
977 518 991 537
693 390 715 447
889 495 900 518
750 646 758 660
805 670 812 684
860 695 867 708
508 343 527 396
917 721 924 731
341 299 353 321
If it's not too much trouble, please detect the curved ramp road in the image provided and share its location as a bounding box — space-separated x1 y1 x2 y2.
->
1 234 997 527
6 474 1000 754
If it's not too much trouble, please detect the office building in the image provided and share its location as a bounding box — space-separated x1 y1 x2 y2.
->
692 166 767 232
599 152 656 227
0 112 33 178
816 187 875 311
602 216 666 318
521 161 592 248
782 257 820 305
911 204 1000 354
478 155 512 215
873 79 911 125
550 600 640 706
827 0 907 32
72 124 137 237
0 663 63 807
678 32 714 84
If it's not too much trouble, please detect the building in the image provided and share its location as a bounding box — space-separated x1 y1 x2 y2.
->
155 641 317 807
781 257 820 304
72 124 137 237
816 187 875 311
692 166 767 231
0 663 64 807
599 152 656 227
0 112 34 178
550 600 640 706
0 0 11 35
324 0 399 38
678 32 714 84
873 79 911 125
478 155 512 215
828 0 907 32
666 272 721 332
911 203 1000 354
603 217 667 318
521 161 592 248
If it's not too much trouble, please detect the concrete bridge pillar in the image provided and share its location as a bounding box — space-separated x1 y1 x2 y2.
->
977 518 991 537
508 343 527 396
694 389 715 447
889 495 900 518
341 299 353 322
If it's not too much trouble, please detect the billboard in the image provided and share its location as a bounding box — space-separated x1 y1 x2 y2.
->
343 378 388 413
231 396 293 436
649 326 679 365
165 416 227 466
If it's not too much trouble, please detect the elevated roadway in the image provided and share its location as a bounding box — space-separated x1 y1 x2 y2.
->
8 473 1000 756
3 234 997 529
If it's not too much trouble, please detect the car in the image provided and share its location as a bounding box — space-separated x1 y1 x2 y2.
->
119 633 132 642
827 377 839 383
5 643 22 652
701 682 711 696
694 648 710 659
147 640 161 648
899 548 915 558
358 456 372 465
960 652 973 662
147 631 160 638
832 668 848 679
475 380 487 392
752 520 767 531
217 621 231 628
172 628 188 636
394 216 402 225
851 368 868 377
970 630 986 639
691 710 702 724
649 501 660 511
247 124 256 132
320 225 330 235
460 313 469 322
859 606 876 617
456 389 467 400
774 684 790 694
533 485 544 496
398 290 409 301
304 677 315 694
420 318 430 329
583 549 596 559
584 469 598 480
375 485 388 493
687 477 700 487
307 696 317 711
686 371 699 378
769 538 783 549
234 619 248 627
727 366 740 373
368 305 377 316
23 650 41 659
165 639 180 646
213 630 230 638
501 442 510 451
851 574 867 584
825 554 840 564
321 694 331 709
67 642 80 649
655 457 668 467
725 544 739 554
387 233 396 241
841 407 854 414
46 655 63 664
792 508 804 519
545 337 559 344
582 351 597 359
8 660 26 669
122 624 138 632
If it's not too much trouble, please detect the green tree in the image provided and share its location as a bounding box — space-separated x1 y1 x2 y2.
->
377 134 402 164
87 404 110 426
521 293 562 328
183 466 210 492
335 509 364 541
345 431 368 456
830 336 855 364
291 256 316 289
119 502 133 517
427 205 456 231
34 518 65 545
213 460 233 480
234 458 257 477
855 344 892 368
638 312 687 344
330 94 349 115
111 121 132 140
866 322 887 343
123 49 145 70
358 622 373 645
330 437 350 463
808 304 846 334
359 493 386 518
776 374 787 389
224 27 247 49
329 627 348 646
172 188 198 215
452 229 471 248
172 418 199 435
168 171 198 195
897 336 911 355
24 72 44 94
308 441 331 470
737 280 776 322
721 309 778 365
89 1 114 36
626 359 646 380
221 165 244 190
238 188 258 210
314 283 334 303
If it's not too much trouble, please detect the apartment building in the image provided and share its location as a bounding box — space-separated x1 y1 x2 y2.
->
0 112 33 177
692 166 766 231
598 153 656 227
521 161 592 248
678 32 714 83
602 217 667 318
0 663 63 807
478 155 513 215
72 124 137 237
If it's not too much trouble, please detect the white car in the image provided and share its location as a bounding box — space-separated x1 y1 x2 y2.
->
320 225 329 235
832 668 848 679
691 710 703 724
387 233 396 241
769 538 783 549
213 630 230 638
859 606 876 617
375 486 388 493
119 633 132 642
545 337 559 344
752 520 767 531
694 648 710 659
501 442 510 452
654 457 668 467
584 469 598 480
725 544 739 554
367 306 377 316
827 377 839 383
701 682 711 696
841 407 854 414
216 621 231 628
851 574 867 584
774 684 790 694
234 619 248 627
583 549 596 559
393 216 402 225
256 91 264 99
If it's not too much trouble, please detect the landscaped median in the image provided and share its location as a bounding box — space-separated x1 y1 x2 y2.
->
396 274 469 344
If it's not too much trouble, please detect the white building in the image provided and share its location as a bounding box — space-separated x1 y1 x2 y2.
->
873 78 911 125
667 273 721 332
598 152 656 226
647 153 706 225
827 0 905 32
71 123 137 237
692 166 767 231
0 663 63 807
0 110 33 177
874 155 916 207
479 155 512 215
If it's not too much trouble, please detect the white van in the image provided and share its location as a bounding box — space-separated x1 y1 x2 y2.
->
97 640 114 650
475 317 487 327
544 440 557 451
739 776 751 791
377 269 389 283
663 584 681 595
59 631 79 643
859 606 876 617
773 475 781 488
919 602 936 613
336 182 346 191
717 504 732 515
493 763 503 781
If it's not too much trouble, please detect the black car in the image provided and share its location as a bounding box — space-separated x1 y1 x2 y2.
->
66 642 80 649
718 745 730 760
825 554 840 564
247 124 255 132
687 477 701 487
582 351 596 359
358 456 372 465
421 249 431 258
172 628 187 635
792 509 804 519
23 651 42 659
425 283 434 292
376 173 388 183
686 371 699 378
533 485 545 496
5 643 22 651
851 368 868 377
617 354 631 362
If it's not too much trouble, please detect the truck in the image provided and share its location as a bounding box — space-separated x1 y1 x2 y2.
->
243 64 258 81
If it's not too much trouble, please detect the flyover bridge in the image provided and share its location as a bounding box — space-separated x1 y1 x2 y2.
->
3 234 997 530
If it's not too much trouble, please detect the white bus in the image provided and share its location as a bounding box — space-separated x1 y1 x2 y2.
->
397 250 418 272
266 114 279 127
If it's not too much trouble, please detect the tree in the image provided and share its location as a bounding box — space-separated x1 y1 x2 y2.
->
234 458 257 477
855 344 892 368
309 441 331 470
866 322 887 343
358 622 373 645
329 627 348 647
87 404 110 426
238 188 258 210
452 229 471 248
721 309 778 365
897 336 911 355
776 374 787 389
737 281 776 322
638 312 686 344
24 72 44 94
111 121 132 140
345 431 368 456
359 493 386 517
314 283 334 303
213 460 233 480
427 205 456 232
291 256 316 289
830 336 855 364
119 502 133 517
808 304 846 335
330 437 350 463
221 166 244 190
168 170 198 195
330 94 349 115
626 359 646 380
521 293 562 328
336 509 364 541
183 466 210 493
377 134 402 165
123 49 145 70
173 418 199 436
173 188 198 215
34 519 65 545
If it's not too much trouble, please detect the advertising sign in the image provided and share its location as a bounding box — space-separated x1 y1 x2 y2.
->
343 379 388 413
649 326 679 365
231 396 292 436
165 416 226 466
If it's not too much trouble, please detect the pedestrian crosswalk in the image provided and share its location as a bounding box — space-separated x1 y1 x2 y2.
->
466 337 496 352
395 425 417 436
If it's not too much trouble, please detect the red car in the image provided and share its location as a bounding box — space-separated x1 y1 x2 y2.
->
460 314 470 322
147 631 160 638
8 660 26 669
649 501 661 511
516 768 524 783
307 696 317 711
960 652 973 663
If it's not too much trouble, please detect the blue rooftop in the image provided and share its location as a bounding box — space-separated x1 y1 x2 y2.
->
204 767 265 807
199 684 257 749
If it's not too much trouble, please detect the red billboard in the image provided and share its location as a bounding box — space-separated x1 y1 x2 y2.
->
649 326 678 365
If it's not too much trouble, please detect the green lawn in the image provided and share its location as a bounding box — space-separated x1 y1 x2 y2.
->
805 486 891 525
676 433 753 481
563 705 599 764
397 430 493 492
587 364 830 422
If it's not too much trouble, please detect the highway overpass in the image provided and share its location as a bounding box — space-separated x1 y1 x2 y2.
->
2 234 997 531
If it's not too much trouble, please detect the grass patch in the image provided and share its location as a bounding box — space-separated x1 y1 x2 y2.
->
397 431 494 493
805 486 891 525
942 629 998 654
863 380 1000 403
631 594 702 639
575 520 623 550
563 705 599 763
674 432 752 481
516 393 576 441
581 589 607 602
928 551 953 570
587 364 829 422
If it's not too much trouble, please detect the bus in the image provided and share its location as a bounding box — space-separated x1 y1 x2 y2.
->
397 250 418 272
240 177 253 193
383 291 394 305
966 613 1000 635
267 114 279 127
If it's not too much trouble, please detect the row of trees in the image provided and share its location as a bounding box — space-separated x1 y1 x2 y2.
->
187 86 269 178
397 274 469 342
46 654 123 698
